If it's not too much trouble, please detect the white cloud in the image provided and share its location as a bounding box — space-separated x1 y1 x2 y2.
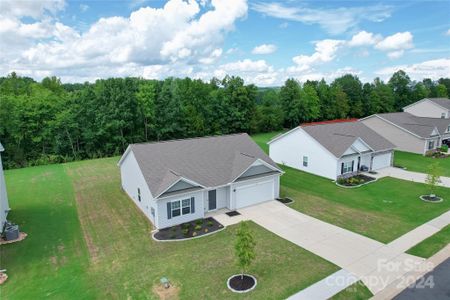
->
348 31 379 47
212 59 278 85
251 2 392 35
446 29 450 36
374 31 413 58
252 44 277 54
375 58 450 80
1 0 248 82
0 0 65 19
291 39 344 71
80 4 89 12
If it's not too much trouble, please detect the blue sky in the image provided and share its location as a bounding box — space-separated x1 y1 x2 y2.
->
1 0 449 85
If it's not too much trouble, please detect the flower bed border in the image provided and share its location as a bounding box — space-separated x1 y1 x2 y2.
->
419 195 443 203
227 274 257 293
152 218 224 242
336 176 377 189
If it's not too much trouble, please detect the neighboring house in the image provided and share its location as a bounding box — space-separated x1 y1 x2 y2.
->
0 142 10 231
403 98 450 119
361 112 450 155
268 120 395 180
118 133 282 229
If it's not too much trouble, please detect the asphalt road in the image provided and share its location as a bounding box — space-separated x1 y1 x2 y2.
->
394 258 450 300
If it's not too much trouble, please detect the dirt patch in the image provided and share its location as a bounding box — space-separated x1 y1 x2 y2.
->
0 232 27 245
152 283 180 300
0 272 8 285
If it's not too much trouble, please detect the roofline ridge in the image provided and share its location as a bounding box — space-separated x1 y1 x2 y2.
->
130 133 248 147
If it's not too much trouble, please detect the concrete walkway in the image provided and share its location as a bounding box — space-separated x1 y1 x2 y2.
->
232 201 450 296
371 167 450 188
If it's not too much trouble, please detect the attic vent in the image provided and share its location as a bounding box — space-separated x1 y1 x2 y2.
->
333 133 356 138
240 152 255 158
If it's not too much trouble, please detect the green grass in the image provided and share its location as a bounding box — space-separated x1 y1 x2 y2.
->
251 130 284 154
394 150 450 177
0 157 338 299
250 132 450 243
330 281 373 300
281 167 450 243
407 225 450 258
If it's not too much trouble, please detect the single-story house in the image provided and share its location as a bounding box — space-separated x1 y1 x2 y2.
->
0 142 10 231
403 98 450 119
268 120 395 180
118 133 282 229
361 112 450 155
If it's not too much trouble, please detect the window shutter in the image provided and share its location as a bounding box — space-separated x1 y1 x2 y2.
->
351 161 354 172
167 202 172 219
341 162 344 174
191 197 195 213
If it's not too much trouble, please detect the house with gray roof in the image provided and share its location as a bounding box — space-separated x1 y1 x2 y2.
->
268 120 395 180
361 112 450 155
118 133 282 229
403 98 450 119
0 142 10 231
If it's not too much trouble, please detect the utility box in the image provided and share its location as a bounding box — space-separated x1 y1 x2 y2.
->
4 224 19 241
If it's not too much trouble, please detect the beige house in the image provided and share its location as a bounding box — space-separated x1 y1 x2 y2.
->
403 98 450 119
361 112 450 155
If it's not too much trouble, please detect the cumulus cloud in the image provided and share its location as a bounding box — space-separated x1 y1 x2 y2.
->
213 59 278 85
374 31 413 58
375 58 450 80
1 0 247 82
348 31 379 47
290 39 344 71
252 44 277 54
251 2 392 35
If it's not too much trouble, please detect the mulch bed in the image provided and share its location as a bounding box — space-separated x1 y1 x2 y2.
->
0 273 7 285
337 174 376 187
153 217 223 241
228 275 256 292
276 197 294 204
0 232 27 245
226 211 241 217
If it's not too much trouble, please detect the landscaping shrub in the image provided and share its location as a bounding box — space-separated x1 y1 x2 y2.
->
440 144 449 153
194 224 202 231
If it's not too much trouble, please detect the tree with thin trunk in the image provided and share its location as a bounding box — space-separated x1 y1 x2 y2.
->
426 163 442 196
235 222 256 279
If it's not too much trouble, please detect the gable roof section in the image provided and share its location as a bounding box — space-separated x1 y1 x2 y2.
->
125 133 281 197
301 121 394 158
372 112 450 138
403 98 450 110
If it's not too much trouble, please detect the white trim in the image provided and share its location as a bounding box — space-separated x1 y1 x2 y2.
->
155 177 206 199
403 98 450 111
231 158 282 183
117 145 132 166
267 127 300 144
362 114 425 139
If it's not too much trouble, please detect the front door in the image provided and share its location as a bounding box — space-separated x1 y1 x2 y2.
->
208 190 217 211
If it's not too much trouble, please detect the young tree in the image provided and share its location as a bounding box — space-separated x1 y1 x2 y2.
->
425 163 442 196
235 222 256 279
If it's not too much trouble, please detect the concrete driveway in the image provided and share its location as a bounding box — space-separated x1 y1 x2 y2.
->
370 167 450 188
237 201 427 294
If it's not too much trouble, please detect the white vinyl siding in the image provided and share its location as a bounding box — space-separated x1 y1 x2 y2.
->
404 100 449 119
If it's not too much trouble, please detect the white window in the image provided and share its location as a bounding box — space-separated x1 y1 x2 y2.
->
342 161 353 174
170 198 193 217
428 141 435 150
137 188 141 202
303 156 308 167
151 207 155 217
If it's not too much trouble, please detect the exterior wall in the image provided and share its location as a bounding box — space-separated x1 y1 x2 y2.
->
360 153 372 169
424 136 442 153
203 186 229 212
166 180 196 193
239 164 274 178
404 100 449 118
362 116 425 154
229 174 280 210
119 151 157 225
337 154 359 178
269 128 338 180
156 190 205 229
371 151 393 170
0 152 9 230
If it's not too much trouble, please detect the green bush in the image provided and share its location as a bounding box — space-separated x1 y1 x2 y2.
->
440 144 448 152
194 224 202 231
195 219 204 226
207 220 214 227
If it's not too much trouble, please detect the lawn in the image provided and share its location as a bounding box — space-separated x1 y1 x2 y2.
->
330 281 373 300
406 225 450 258
251 130 284 154
394 150 450 177
0 158 338 299
250 132 450 243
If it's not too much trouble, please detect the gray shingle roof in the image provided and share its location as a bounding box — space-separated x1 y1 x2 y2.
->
302 121 395 157
428 98 450 110
128 133 281 197
376 112 450 138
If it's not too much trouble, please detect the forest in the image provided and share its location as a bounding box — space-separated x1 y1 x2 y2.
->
0 71 449 169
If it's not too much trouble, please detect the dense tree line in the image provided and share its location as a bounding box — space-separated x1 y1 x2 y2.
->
0 71 449 169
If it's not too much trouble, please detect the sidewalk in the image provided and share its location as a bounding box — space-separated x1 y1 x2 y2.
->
371 167 450 188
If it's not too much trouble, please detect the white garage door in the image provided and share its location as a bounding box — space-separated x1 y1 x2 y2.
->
235 179 274 209
372 152 392 170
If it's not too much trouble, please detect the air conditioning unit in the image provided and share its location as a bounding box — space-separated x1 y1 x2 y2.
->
4 224 19 241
